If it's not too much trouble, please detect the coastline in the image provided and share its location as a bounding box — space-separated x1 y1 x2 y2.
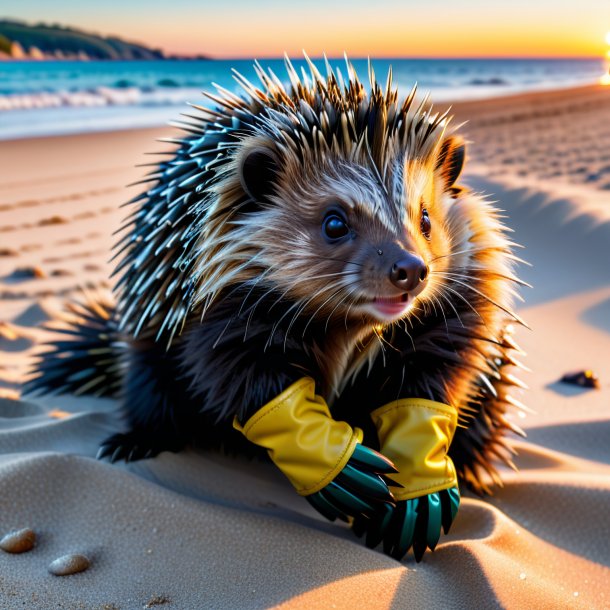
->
1 56 606 139
0 82 609 607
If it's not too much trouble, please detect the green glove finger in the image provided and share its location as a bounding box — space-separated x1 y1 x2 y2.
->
412 497 429 563
440 486 460 534
383 502 402 556
390 499 418 560
350 443 398 474
321 481 375 516
426 492 442 551
336 463 395 502
351 514 367 538
306 491 349 523
365 502 393 549
448 487 460 521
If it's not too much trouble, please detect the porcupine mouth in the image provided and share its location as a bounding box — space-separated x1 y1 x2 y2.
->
361 293 412 322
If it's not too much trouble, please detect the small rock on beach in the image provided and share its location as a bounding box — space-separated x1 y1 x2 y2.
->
48 553 91 576
0 527 36 553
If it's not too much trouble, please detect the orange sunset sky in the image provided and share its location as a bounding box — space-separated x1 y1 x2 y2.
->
4 0 610 58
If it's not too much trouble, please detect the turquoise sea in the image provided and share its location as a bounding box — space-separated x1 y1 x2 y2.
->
0 57 605 139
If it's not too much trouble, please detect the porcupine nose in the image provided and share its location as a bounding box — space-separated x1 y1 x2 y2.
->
389 253 428 291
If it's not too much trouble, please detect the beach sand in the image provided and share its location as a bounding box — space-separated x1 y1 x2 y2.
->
1 84 609 609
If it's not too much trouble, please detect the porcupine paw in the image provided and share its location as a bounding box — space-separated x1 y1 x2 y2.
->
352 487 460 562
96 431 185 463
305 444 399 522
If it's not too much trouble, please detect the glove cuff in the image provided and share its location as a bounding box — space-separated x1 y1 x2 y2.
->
234 377 362 496
370 398 458 501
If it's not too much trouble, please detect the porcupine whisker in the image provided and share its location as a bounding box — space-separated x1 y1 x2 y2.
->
378 328 402 355
439 269 527 302
428 289 451 336
243 283 285 340
398 318 416 352
422 289 440 320
232 266 277 314
436 287 468 328
430 291 449 327
301 285 349 339
261 270 361 325
421 297 433 318
407 305 424 327
282 297 319 352
431 272 489 320
343 291 362 331
324 286 357 334
265 274 356 350
428 246 517 264
284 284 342 343
283 291 326 342
308 256 365 268
283 297 317 345
433 271 528 328
371 326 388 359
241 269 355 336
278 275 361 344
446 267 532 289
432 247 531 268
441 284 490 331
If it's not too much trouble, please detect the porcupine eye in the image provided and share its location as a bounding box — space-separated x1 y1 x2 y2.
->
420 208 431 239
322 213 350 242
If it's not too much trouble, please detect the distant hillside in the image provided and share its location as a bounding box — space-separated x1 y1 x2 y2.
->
0 19 167 60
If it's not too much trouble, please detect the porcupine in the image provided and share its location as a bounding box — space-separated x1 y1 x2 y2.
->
26 54 529 561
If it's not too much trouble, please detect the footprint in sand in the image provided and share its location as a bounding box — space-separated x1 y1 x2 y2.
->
20 244 43 252
73 211 96 220
56 237 81 246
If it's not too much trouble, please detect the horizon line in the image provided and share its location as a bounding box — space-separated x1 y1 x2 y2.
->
29 53 601 61
169 51 606 61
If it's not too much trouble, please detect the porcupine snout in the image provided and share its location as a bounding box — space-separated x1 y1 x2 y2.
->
389 252 428 292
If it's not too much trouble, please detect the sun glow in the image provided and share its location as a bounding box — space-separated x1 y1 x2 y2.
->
602 31 610 85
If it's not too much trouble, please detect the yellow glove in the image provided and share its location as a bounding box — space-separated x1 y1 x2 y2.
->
352 398 460 561
371 399 458 500
234 377 397 520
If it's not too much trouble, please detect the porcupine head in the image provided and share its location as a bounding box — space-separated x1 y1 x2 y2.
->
194 80 470 376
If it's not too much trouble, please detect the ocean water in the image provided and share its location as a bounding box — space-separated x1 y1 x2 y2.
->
0 57 605 140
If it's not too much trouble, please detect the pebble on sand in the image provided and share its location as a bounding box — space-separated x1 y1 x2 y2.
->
9 266 47 280
0 528 36 553
38 215 68 226
48 553 91 576
560 370 601 389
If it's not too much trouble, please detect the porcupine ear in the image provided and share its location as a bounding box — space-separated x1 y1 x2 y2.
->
239 145 280 203
435 136 466 191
